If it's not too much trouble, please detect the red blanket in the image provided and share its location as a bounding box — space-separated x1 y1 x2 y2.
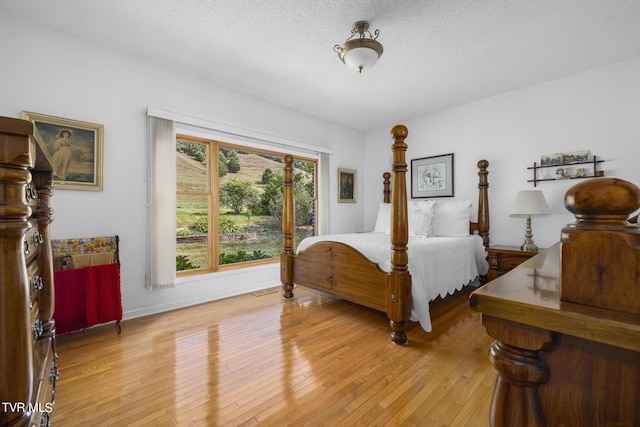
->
54 263 122 334
54 268 88 335
84 263 123 327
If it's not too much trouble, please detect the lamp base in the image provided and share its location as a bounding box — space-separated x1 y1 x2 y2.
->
521 215 539 252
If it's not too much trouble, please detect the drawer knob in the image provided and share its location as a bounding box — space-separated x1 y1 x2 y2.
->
32 319 43 340
34 231 44 245
31 275 44 293
25 185 38 201
40 411 50 427
49 361 59 384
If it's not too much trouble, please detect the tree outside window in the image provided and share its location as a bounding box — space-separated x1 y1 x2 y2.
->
176 136 316 274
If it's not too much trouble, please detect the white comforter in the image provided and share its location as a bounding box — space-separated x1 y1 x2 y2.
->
296 232 489 332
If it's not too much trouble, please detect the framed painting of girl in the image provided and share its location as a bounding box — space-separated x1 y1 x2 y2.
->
22 111 103 191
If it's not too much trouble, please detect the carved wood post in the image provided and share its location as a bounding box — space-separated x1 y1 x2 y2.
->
477 159 490 284
383 172 391 204
0 119 35 427
387 125 411 345
482 316 552 427
477 159 490 249
280 155 295 299
33 170 56 338
561 178 640 315
489 341 550 427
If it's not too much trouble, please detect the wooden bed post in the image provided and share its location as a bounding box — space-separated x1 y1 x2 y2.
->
477 160 490 250
475 159 490 284
281 155 295 299
387 125 411 345
383 172 391 204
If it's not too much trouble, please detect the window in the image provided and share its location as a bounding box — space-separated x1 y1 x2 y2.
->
175 135 317 274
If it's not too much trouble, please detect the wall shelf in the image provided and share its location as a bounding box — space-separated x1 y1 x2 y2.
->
527 156 605 187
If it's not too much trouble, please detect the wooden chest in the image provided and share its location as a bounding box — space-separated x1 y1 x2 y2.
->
1 116 58 427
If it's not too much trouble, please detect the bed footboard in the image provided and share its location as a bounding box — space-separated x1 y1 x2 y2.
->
281 126 412 345
290 242 388 312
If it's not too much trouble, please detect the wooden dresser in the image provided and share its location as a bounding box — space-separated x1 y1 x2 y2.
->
471 178 640 427
1 116 58 427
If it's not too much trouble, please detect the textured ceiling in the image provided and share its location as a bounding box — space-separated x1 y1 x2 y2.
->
2 0 640 132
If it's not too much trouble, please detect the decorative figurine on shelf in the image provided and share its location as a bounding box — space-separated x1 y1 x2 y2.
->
576 168 586 177
555 168 569 180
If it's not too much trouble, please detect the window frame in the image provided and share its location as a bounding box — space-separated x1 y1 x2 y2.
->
175 135 214 277
175 133 317 276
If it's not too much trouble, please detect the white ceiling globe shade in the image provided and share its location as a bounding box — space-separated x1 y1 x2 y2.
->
343 45 381 73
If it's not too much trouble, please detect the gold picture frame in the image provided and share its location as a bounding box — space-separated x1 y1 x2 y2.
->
22 111 104 191
338 168 357 203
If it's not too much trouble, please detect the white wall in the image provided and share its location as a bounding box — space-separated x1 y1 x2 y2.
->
364 57 640 250
0 14 364 319
4 11 640 321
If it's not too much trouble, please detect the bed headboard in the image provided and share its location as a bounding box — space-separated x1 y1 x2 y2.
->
382 159 490 249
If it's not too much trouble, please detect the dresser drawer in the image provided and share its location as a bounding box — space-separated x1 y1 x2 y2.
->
487 246 540 282
499 254 531 271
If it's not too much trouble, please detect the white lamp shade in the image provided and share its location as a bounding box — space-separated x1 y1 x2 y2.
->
343 46 380 72
510 190 551 217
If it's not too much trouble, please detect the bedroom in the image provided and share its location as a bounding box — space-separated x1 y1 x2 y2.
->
1 1 640 425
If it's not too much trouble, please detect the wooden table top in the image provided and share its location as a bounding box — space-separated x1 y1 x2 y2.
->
470 243 640 352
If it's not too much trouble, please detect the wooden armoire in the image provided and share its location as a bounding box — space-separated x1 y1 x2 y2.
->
1 116 58 426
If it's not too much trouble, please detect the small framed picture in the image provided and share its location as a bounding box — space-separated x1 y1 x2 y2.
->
338 168 357 203
562 150 590 164
540 153 563 167
22 111 104 191
411 153 454 198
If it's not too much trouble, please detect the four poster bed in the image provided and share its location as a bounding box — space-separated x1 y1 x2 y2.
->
280 125 490 344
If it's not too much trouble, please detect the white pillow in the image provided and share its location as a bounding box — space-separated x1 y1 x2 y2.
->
431 200 471 237
373 202 391 233
408 200 436 236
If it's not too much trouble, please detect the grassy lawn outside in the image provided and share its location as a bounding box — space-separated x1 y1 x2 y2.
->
177 225 313 270
175 145 315 271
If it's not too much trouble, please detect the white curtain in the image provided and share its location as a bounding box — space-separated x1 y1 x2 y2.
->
146 116 177 290
317 152 331 235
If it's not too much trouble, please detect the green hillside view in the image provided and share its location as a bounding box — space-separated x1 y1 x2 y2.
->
176 144 315 271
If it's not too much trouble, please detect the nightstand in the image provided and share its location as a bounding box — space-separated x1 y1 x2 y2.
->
487 245 541 282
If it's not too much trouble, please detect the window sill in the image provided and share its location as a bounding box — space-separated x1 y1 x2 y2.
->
176 261 279 285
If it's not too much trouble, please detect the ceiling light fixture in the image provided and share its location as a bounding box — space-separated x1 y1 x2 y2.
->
334 20 383 73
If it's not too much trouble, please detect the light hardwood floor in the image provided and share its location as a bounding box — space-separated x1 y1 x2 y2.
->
51 285 494 426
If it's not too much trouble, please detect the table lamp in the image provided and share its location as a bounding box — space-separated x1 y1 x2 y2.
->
510 190 551 251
